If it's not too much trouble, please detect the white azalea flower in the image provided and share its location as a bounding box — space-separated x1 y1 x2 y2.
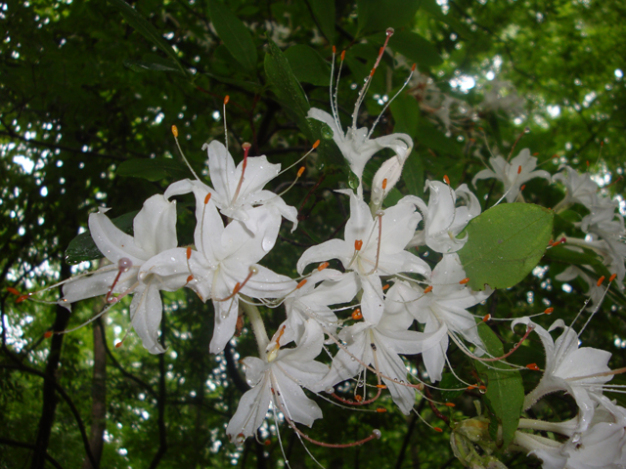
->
409 254 492 382
61 194 179 354
517 318 613 433
314 284 447 414
408 180 481 253
472 148 551 203
166 140 297 252
552 166 599 211
226 320 328 443
141 191 296 354
297 191 430 325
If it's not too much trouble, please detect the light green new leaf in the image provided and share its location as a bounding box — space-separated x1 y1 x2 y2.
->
285 45 331 86
117 158 192 182
108 0 187 75
475 323 524 449
307 0 335 43
458 203 554 291
389 31 442 67
65 211 138 264
208 0 258 71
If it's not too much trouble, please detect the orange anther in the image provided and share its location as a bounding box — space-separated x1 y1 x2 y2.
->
533 152 539 156
382 284 390 291
340 50 346 61
352 309 363 320
467 385 477 390
376 407 387 413
204 192 212 204
264 439 271 446
115 341 123 348
186 246 192 259
382 178 388 190
526 363 540 371
520 184 526 191
459 278 470 285
444 402 456 407
478 385 487 391
443 175 450 185
597 276 606 287
610 273 617 282
171 125 178 137
16 295 30 303
6 287 21 296
376 384 387 389
355 240 363 251
434 427 443 433
312 139 320 149
544 307 554 315
482 314 491 322
332 45 336 54
517 165 522 174
186 275 194 284
354 395 363 402
224 95 230 104
297 166 305 178
411 63 416 71
44 331 53 339
317 262 329 271
296 279 308 289
424 286 433 294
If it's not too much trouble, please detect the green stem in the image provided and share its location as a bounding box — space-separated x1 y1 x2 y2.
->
240 297 269 356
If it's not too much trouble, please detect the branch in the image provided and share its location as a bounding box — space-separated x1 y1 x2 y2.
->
147 346 168 469
0 438 64 469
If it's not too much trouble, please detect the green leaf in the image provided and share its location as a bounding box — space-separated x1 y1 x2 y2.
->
123 54 183 73
108 0 187 75
116 158 192 182
458 203 554 291
390 93 420 136
402 150 424 197
389 31 442 67
208 0 258 71
357 0 420 33
65 211 138 264
414 116 460 155
475 323 524 448
284 45 331 86
264 38 311 137
307 0 335 43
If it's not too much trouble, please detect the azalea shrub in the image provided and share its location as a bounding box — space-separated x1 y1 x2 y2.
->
2 1 626 469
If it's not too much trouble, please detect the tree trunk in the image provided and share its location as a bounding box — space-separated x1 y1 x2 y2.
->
81 317 107 469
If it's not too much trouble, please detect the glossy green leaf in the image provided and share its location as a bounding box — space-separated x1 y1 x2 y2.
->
389 31 442 67
307 0 335 43
458 203 554 291
116 158 192 182
475 323 524 448
401 150 424 197
414 116 461 155
264 38 311 137
208 0 258 71
65 211 138 264
285 45 331 86
357 0 420 33
108 0 187 75
123 54 183 73
390 93 420 137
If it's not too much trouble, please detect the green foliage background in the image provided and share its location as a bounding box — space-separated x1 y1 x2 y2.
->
1 0 625 468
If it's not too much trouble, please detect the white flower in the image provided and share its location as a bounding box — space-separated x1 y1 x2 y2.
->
165 140 297 252
409 254 492 382
553 166 599 210
472 148 551 203
141 191 295 354
518 318 613 433
314 286 447 414
408 180 481 253
297 192 430 325
61 194 179 354
307 109 412 199
226 320 328 442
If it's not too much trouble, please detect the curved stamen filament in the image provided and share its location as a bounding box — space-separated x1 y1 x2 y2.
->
365 213 383 275
231 142 251 206
216 266 258 302
105 258 134 304
223 95 229 152
172 125 200 181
